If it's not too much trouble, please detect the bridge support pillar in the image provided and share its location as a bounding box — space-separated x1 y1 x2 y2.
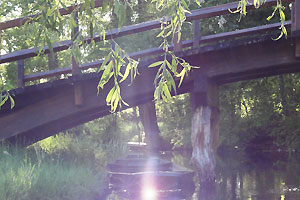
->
190 74 219 186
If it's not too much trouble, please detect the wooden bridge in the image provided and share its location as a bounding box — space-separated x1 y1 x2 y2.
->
1 0 300 147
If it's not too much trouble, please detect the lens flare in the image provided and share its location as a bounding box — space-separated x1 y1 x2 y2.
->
142 186 157 200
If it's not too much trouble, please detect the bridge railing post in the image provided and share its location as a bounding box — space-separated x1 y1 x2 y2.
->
193 19 200 49
17 59 25 88
71 11 83 106
292 0 300 57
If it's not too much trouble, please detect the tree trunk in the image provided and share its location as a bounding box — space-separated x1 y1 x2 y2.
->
138 101 162 152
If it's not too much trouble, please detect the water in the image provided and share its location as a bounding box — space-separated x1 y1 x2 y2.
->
106 150 300 200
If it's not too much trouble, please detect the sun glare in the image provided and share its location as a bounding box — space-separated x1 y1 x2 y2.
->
142 186 157 200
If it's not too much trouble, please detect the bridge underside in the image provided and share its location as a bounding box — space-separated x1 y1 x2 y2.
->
1 37 300 144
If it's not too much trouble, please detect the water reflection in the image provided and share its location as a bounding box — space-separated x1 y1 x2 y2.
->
107 150 300 200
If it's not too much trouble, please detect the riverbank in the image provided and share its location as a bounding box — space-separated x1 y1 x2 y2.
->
0 133 128 200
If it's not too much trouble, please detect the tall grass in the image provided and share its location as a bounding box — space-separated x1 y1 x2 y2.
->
0 133 129 200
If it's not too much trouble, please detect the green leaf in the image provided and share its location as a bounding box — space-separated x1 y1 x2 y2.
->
98 53 111 73
267 7 277 21
157 30 165 38
181 0 189 11
113 98 119 112
111 86 118 103
59 0 67 9
8 94 15 109
272 31 284 41
166 60 172 71
98 60 113 89
282 26 287 38
46 6 57 17
114 0 126 28
163 83 172 99
90 22 94 39
102 29 106 43
279 9 285 22
170 76 177 95
195 0 201 7
120 63 131 83
148 61 163 68
45 35 54 55
154 67 163 87
0 95 8 107
165 30 172 37
177 68 186 87
69 14 77 29
157 0 164 9
172 57 177 73
106 87 115 103
228 9 240 14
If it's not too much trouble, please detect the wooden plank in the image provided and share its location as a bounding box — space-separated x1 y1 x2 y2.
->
23 22 287 82
0 0 104 31
17 60 25 88
0 0 291 64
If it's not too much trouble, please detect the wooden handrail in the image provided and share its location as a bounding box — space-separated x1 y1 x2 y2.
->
0 0 293 64
23 21 291 82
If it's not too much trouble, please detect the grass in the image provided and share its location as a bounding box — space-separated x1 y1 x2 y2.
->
0 133 129 200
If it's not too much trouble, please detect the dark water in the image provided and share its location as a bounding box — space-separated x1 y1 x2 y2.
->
106 150 300 200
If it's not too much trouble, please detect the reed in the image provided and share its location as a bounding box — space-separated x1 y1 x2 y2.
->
0 134 128 200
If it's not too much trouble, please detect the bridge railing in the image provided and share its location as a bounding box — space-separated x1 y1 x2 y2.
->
0 0 298 89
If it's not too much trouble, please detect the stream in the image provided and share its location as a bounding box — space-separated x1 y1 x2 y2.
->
106 149 300 200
